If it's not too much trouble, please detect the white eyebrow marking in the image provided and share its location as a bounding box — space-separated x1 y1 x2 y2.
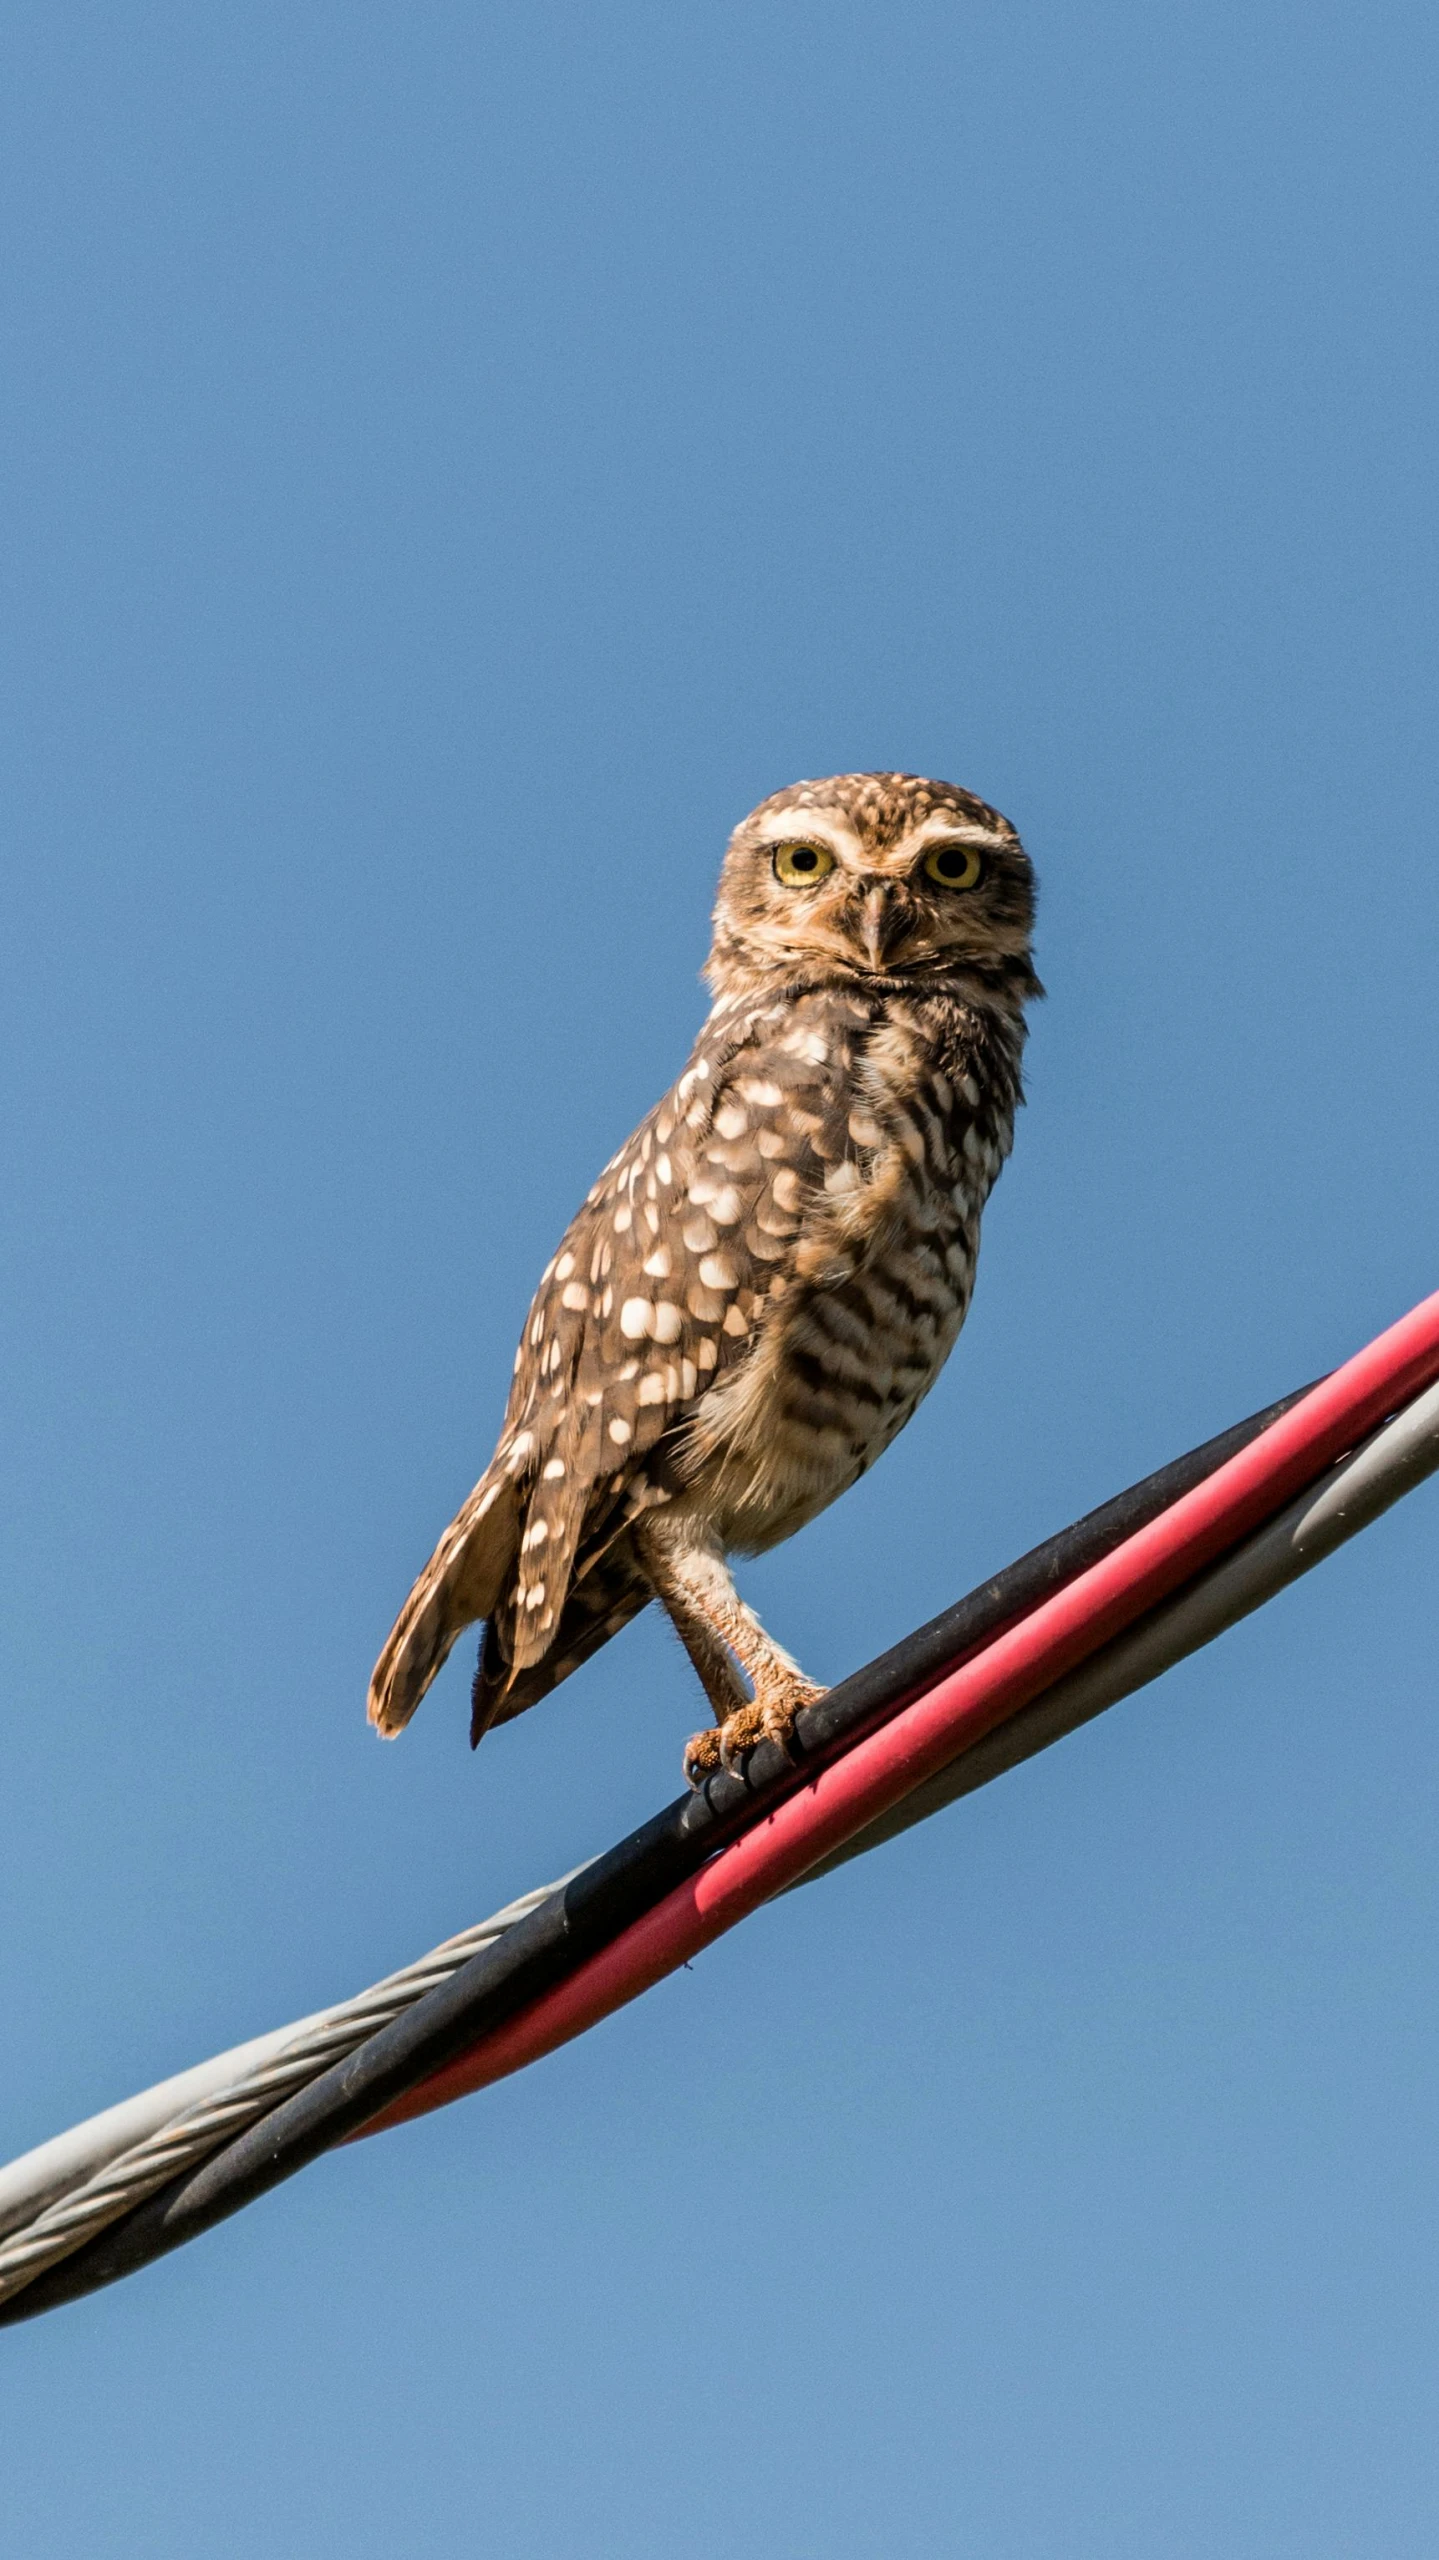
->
896 813 1010 859
751 813 866 868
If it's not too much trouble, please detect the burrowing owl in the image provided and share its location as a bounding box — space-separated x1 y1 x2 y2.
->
369 772 1040 1779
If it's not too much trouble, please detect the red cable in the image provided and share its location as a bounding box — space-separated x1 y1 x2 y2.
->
363 1287 1439 2139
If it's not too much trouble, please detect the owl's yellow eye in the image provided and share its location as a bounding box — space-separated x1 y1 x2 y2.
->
923 841 984 890
772 841 836 887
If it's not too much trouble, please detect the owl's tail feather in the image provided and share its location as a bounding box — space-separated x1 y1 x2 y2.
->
367 1468 522 1738
470 1538 650 1744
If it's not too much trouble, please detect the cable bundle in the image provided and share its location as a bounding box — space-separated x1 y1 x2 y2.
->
3 1289 1437 2324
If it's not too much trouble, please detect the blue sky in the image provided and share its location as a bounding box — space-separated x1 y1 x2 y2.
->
3 3 1438 2550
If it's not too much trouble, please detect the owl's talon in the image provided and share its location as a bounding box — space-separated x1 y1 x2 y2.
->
684 1669 828 1783
760 1680 824 1757
683 1728 723 1786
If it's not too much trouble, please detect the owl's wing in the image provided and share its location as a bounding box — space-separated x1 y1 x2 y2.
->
366 1454 525 1735
368 996 866 1740
365 1178 621 1738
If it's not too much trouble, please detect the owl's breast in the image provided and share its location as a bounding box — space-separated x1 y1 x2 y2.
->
685 1014 1016 1554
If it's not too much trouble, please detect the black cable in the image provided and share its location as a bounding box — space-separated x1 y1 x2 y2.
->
1 1382 1315 2324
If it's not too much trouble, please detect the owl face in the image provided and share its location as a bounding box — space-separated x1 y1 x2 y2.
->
708 771 1036 992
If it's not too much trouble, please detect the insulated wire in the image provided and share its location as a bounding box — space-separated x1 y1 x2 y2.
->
4 1287 1437 2323
0 1379 1308 2273
366 1293 1439 2141
0 1380 1310 2294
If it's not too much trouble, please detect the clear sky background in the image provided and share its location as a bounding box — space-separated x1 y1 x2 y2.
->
3 4 1438 2551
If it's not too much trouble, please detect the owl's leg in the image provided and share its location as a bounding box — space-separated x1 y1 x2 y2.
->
653 1578 751 1726
634 1514 824 1782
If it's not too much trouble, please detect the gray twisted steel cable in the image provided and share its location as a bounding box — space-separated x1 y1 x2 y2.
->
1 1375 1435 2312
0 1875 583 2303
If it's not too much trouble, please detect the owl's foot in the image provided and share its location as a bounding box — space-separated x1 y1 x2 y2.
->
683 1676 826 1786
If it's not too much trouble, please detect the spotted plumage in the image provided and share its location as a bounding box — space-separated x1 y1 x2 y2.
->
369 771 1041 1777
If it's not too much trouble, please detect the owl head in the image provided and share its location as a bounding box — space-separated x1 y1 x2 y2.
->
706 771 1038 1000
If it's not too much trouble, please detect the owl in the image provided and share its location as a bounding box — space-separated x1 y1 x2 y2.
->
369 772 1041 1780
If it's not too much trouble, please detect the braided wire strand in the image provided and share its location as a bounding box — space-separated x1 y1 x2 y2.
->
0 1874 576 2305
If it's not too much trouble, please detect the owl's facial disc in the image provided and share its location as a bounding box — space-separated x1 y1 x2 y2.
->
705 775 1036 999
750 819 1004 978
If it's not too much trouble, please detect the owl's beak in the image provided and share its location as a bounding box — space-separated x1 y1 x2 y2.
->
858 883 911 969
